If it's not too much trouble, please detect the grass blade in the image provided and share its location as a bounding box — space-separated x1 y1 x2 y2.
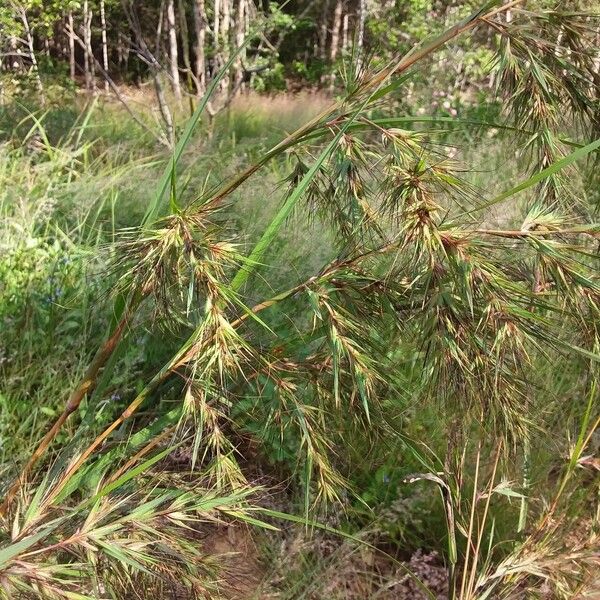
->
467 137 600 214
142 37 255 226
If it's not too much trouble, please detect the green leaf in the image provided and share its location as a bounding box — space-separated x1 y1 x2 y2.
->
142 37 255 226
229 93 375 293
84 445 177 506
0 521 63 567
95 539 153 574
468 137 600 214
368 73 413 101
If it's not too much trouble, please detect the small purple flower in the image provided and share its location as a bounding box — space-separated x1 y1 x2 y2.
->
110 393 121 402
383 474 390 484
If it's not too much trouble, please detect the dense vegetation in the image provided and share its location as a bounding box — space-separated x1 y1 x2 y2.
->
1 1 600 598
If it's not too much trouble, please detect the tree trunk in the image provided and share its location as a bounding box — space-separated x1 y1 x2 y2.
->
318 0 331 62
214 0 221 69
233 0 247 93
357 0 367 68
155 73 175 147
330 0 342 63
221 0 230 43
100 0 109 92
244 0 251 36
220 0 231 92
329 0 343 90
19 7 45 103
166 0 182 101
83 0 96 93
192 0 207 96
178 0 196 114
154 2 175 141
68 11 76 80
117 30 123 70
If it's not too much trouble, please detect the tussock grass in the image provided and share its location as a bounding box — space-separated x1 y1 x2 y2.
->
1 3 600 598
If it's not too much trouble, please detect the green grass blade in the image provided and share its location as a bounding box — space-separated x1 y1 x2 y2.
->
0 522 61 567
55 407 183 503
228 95 373 293
84 445 176 506
142 38 254 226
467 137 600 215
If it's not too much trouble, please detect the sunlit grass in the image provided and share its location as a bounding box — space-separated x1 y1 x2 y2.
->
1 4 600 598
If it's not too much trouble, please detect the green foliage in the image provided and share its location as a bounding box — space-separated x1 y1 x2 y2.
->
0 238 84 347
250 61 287 93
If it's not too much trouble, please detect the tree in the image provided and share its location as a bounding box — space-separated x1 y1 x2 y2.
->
166 0 181 101
192 0 207 95
99 0 109 91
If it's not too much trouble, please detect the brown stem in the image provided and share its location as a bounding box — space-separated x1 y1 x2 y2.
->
4 0 519 517
0 309 132 517
468 228 600 238
38 371 166 511
38 273 325 509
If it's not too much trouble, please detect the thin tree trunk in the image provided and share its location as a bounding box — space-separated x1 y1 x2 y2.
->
221 0 231 43
220 0 231 92
83 0 96 93
193 0 207 95
329 0 343 90
342 12 349 56
155 2 176 144
117 29 123 69
214 0 221 77
117 29 130 71
330 0 342 63
233 0 247 93
154 73 175 146
318 0 331 61
166 0 182 101
214 0 221 46
357 0 367 70
19 7 45 103
244 0 251 36
178 0 196 114
68 11 76 80
100 0 109 92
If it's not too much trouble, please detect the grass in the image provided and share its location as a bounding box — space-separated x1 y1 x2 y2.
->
0 94 595 599
1 5 600 598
